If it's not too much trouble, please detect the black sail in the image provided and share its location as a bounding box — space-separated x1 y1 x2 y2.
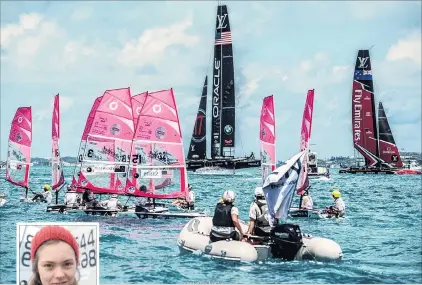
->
187 76 208 160
211 4 235 159
378 102 403 167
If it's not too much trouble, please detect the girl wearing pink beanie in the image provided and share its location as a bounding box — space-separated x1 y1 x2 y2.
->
29 225 80 285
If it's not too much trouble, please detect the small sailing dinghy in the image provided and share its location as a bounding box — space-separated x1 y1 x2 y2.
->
178 151 342 262
288 89 324 219
260 95 276 183
126 88 206 219
6 107 33 202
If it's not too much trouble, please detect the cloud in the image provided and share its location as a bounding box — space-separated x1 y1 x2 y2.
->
70 6 93 21
117 15 199 67
34 95 74 121
386 31 421 66
1 13 43 48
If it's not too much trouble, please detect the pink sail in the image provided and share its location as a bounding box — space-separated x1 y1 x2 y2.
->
6 107 32 189
297 89 315 194
71 96 103 191
126 88 189 199
260 95 276 184
131 92 148 128
77 88 134 194
51 94 65 190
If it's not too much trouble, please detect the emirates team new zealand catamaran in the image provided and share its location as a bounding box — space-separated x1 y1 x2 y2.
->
186 4 261 171
339 49 406 174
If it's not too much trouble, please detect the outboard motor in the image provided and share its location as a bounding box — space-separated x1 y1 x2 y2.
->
269 224 303 261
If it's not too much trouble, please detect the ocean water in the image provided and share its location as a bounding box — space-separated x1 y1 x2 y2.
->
0 166 421 284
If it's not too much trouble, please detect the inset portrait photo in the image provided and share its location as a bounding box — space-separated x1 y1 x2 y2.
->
17 222 99 285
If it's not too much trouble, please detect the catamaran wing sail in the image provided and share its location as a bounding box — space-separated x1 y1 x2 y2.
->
378 102 403 167
262 150 307 225
78 88 134 194
52 94 65 190
126 88 189 199
352 50 381 167
211 5 235 158
71 96 103 192
187 76 208 160
260 95 276 184
6 107 32 189
297 89 315 193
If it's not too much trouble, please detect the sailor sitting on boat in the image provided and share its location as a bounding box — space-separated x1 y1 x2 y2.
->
172 184 195 210
64 185 81 207
210 190 246 242
324 169 331 178
300 189 314 209
134 185 152 212
32 185 52 203
104 194 123 211
245 187 271 238
82 188 100 209
323 189 345 218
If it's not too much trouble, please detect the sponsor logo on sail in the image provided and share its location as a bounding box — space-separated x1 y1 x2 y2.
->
17 116 23 123
391 154 398 162
155 126 166 139
192 109 206 143
81 179 88 186
213 59 221 119
136 106 142 115
224 125 233 135
358 57 369 69
109 101 118 111
383 147 395 154
128 186 135 193
353 89 363 141
152 104 162 114
110 124 121 136
217 14 228 29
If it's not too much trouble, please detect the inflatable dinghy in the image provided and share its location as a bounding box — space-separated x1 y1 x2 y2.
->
177 217 342 262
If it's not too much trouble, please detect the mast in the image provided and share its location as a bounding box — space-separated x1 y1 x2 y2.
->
187 76 208 160
211 4 235 159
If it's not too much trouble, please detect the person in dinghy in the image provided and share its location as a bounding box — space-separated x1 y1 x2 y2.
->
244 187 271 239
300 189 314 209
321 189 346 218
32 185 53 204
210 190 246 242
64 185 81 208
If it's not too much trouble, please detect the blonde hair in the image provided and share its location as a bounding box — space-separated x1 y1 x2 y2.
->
29 240 79 285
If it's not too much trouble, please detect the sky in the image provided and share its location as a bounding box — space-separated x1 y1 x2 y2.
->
1 1 421 161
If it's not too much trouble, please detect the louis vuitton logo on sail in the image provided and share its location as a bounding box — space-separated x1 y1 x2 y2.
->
358 57 369 69
217 14 227 29
353 89 363 141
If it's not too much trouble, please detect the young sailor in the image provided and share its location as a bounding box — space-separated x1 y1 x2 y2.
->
134 185 151 212
300 189 314 209
173 184 195 210
245 187 271 237
32 185 52 204
324 189 345 217
82 188 99 208
210 190 245 242
105 194 123 211
64 185 80 207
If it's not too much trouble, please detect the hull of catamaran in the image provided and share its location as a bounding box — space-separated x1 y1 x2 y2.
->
339 168 396 174
186 158 261 171
177 217 342 262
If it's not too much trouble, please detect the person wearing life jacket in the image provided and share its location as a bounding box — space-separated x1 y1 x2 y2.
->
210 190 245 242
300 189 314 209
106 194 122 211
246 187 271 237
324 189 345 217
82 188 100 208
32 185 52 203
135 185 151 212
64 185 80 208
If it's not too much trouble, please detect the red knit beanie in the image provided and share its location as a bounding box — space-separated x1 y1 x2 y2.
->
30 225 80 263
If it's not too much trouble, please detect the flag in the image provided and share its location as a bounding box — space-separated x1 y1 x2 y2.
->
215 31 232 45
354 70 372 80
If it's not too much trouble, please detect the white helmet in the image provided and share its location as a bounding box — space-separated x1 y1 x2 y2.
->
111 194 118 198
222 190 236 203
254 187 264 197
